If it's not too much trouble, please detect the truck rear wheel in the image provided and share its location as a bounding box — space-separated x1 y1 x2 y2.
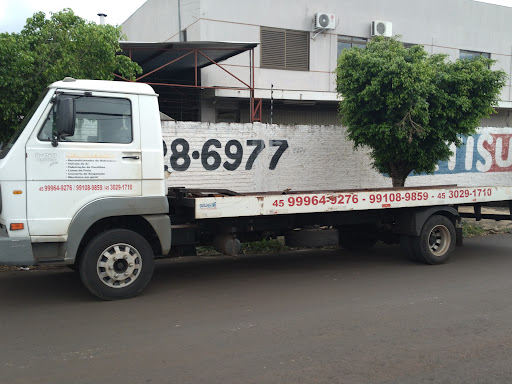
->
410 215 456 265
79 229 154 300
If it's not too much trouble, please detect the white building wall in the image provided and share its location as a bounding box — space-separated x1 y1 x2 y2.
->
122 0 512 105
122 0 201 42
162 122 512 192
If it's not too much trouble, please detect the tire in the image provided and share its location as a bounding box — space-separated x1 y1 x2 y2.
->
400 235 422 262
285 228 339 248
410 215 456 265
338 227 377 251
79 229 155 300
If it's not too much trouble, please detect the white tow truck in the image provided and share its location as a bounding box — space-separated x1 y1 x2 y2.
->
1 78 511 300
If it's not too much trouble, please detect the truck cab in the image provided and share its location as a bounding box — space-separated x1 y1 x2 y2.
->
0 78 171 276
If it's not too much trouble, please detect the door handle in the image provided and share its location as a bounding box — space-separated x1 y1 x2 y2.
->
122 156 140 160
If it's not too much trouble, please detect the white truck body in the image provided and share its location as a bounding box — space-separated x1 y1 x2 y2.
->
193 186 512 219
1 79 511 300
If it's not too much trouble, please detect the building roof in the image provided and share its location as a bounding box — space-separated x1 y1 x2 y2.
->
120 41 259 74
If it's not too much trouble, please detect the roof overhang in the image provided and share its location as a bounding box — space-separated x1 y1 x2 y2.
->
120 41 259 75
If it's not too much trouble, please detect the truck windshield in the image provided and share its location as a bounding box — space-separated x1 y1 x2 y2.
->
0 88 50 159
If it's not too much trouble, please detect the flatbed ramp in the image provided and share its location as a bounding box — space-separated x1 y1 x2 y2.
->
177 186 512 219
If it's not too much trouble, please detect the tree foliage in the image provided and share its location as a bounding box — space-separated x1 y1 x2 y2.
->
336 37 507 187
0 9 142 142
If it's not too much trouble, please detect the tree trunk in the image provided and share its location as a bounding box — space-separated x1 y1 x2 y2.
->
389 162 413 188
391 175 407 188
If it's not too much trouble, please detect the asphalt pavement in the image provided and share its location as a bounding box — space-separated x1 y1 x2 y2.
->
1 234 512 383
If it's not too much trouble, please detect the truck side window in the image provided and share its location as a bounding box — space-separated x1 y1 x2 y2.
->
39 110 56 141
38 96 132 144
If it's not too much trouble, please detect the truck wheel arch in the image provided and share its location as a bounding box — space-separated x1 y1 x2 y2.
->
65 197 171 264
394 206 460 238
396 206 461 264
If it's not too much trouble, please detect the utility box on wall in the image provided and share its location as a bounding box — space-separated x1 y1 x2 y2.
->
314 12 336 30
371 20 393 37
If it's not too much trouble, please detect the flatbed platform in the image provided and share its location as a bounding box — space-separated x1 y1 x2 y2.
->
170 186 512 219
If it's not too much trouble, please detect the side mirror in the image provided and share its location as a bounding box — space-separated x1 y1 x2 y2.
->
56 97 76 138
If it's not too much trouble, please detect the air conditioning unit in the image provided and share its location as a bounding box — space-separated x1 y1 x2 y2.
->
314 13 336 30
371 20 392 37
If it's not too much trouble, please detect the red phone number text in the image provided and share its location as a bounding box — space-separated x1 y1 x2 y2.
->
273 194 359 207
272 188 493 208
39 184 133 192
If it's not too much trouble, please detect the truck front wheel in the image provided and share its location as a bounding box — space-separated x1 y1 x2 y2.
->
410 215 456 265
79 229 155 300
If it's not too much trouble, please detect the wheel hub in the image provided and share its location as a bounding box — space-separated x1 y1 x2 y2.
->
114 259 128 273
96 243 142 288
428 225 450 257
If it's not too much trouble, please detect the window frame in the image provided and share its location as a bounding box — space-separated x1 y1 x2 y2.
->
37 94 134 145
459 49 491 60
337 35 368 57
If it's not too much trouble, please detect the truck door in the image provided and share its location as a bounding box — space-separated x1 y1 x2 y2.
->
25 91 142 236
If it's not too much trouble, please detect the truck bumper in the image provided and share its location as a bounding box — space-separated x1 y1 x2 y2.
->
0 233 36 266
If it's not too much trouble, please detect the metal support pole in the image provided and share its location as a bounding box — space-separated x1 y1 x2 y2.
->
250 49 254 122
178 0 182 42
197 51 252 88
271 83 273 125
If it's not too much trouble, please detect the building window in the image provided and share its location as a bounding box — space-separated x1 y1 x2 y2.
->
337 36 367 56
459 50 490 60
260 27 309 71
217 109 240 123
402 42 417 49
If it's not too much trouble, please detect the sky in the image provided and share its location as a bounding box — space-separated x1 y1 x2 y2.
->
0 0 511 33
0 0 148 33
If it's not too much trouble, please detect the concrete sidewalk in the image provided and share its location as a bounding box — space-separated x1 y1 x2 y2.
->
459 206 512 232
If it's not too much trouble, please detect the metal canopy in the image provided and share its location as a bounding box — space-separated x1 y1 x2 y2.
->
117 41 261 122
120 41 258 74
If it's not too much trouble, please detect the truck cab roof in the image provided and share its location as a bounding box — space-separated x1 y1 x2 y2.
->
49 78 157 96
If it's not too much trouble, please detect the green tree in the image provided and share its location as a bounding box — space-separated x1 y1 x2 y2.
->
0 9 142 143
336 36 507 187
